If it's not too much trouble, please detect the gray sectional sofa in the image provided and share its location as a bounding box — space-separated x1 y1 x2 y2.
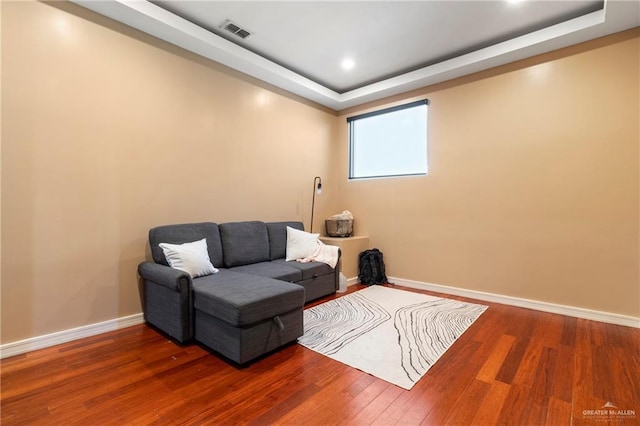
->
138 220 340 364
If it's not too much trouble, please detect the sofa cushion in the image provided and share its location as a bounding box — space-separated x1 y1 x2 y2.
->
149 222 223 268
266 221 304 260
219 221 270 267
192 270 305 327
229 261 302 282
272 259 333 281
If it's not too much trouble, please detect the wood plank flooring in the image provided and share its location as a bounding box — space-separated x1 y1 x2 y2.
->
2 284 639 425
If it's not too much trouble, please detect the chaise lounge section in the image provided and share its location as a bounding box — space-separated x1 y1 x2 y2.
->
138 220 340 364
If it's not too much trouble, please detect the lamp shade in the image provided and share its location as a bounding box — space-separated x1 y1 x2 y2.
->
311 176 322 233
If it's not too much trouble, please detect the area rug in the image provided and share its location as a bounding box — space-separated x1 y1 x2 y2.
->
298 285 488 390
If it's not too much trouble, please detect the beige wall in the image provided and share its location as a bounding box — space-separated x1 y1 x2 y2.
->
1 1 338 344
1 1 638 346
336 30 640 318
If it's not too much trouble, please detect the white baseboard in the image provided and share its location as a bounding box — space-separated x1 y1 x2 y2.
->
0 313 145 359
3 277 638 359
390 277 640 329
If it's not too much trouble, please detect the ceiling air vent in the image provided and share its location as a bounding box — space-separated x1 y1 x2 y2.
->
221 20 251 40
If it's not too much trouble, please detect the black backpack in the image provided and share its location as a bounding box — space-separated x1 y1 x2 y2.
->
358 248 388 285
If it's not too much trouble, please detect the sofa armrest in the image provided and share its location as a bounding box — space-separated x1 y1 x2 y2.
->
138 261 194 343
138 261 191 292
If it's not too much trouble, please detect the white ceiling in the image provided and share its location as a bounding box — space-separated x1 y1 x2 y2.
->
73 0 640 111
153 0 604 93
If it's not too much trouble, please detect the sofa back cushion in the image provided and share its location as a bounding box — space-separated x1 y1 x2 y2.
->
149 222 224 268
267 221 304 260
219 221 270 267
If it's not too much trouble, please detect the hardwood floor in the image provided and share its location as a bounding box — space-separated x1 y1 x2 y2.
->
2 284 639 425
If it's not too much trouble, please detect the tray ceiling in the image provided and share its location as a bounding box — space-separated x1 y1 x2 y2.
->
73 1 640 111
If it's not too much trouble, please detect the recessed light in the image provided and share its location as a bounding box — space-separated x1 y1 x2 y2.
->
341 58 355 71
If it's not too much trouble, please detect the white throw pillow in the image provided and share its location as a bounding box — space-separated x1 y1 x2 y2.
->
159 238 218 278
286 226 320 261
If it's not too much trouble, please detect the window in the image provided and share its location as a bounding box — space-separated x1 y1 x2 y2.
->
348 99 428 180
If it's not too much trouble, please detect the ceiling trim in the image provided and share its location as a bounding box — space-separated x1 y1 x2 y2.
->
72 0 638 111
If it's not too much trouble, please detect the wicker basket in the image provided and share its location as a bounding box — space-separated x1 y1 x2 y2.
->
325 219 353 237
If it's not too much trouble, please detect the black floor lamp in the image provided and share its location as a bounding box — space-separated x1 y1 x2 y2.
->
310 176 322 233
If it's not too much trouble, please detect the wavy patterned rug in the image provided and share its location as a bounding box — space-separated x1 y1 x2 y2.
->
298 286 487 390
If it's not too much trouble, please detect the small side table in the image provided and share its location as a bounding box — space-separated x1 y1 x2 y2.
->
320 235 370 281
